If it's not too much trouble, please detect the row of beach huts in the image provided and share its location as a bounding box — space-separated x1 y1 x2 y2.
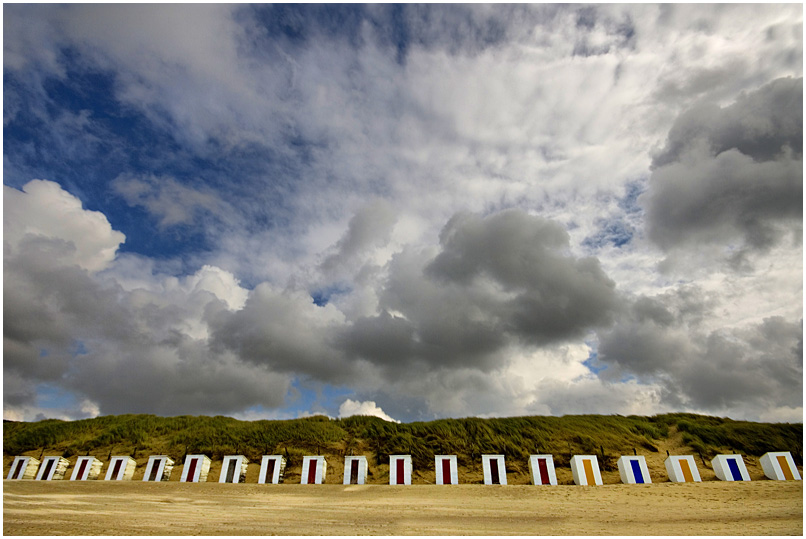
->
6 451 801 485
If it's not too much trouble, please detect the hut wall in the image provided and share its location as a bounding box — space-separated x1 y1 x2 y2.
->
36 457 69 480
343 456 368 485
7 457 40 480
481 455 507 485
105 456 137 480
760 452 801 481
180 455 212 482
570 455 603 486
219 455 248 483
301 456 327 484
70 456 102 480
435 455 458 485
528 455 558 485
617 456 652 484
711 454 751 481
664 455 701 483
389 455 412 485
259 456 286 484
143 456 174 481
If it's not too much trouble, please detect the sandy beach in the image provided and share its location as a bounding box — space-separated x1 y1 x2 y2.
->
3 480 801 536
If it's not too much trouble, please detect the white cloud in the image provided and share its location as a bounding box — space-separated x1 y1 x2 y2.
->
4 180 125 272
3 5 802 423
339 399 400 423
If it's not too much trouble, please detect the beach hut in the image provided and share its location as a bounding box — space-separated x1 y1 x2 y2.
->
711 454 750 481
7 456 40 480
570 455 603 486
389 455 412 485
35 456 69 480
219 455 248 483
481 455 507 485
529 455 558 485
301 456 327 484
142 456 174 482
104 456 136 481
617 455 652 484
180 455 212 483
69 456 102 480
343 456 368 485
258 455 286 484
760 452 801 481
664 455 702 483
435 455 458 485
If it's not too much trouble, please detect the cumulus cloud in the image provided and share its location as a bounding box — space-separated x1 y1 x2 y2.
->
643 77 803 255
3 180 292 418
598 287 802 414
338 399 399 423
3 5 803 422
4 180 125 272
320 199 397 276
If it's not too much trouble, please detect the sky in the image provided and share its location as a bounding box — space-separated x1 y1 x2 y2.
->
3 4 803 424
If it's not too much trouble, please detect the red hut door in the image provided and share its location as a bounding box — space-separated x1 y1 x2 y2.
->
537 458 550 485
185 458 198 482
396 458 405 484
306 460 318 484
441 459 452 484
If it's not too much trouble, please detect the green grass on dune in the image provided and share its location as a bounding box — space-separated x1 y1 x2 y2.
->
3 413 801 471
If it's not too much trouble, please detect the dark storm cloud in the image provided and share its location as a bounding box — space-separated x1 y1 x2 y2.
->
338 209 620 371
598 287 802 412
207 283 355 382
643 77 803 253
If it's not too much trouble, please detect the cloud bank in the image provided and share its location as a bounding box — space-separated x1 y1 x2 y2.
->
3 4 802 423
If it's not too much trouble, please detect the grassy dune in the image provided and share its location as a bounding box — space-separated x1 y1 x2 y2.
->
3 413 802 484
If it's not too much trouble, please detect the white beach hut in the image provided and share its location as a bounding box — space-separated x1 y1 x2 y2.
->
481 455 507 485
142 456 174 481
343 456 368 485
180 455 212 483
389 455 412 485
219 455 248 483
570 455 603 486
104 456 136 480
760 452 801 481
435 455 458 485
529 455 558 485
35 456 69 480
7 456 40 480
664 455 701 483
69 456 102 480
301 456 327 484
711 454 750 481
259 455 286 484
617 455 651 484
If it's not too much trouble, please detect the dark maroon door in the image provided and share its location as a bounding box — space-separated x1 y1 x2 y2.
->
396 459 405 484
39 459 55 480
538 458 550 485
441 459 452 484
185 458 198 482
75 459 88 480
490 459 500 484
306 460 318 484
110 460 123 480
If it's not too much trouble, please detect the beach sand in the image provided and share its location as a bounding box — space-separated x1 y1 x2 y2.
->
3 480 802 535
